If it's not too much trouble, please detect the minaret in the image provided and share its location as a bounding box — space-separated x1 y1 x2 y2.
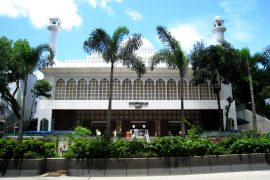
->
47 17 61 54
212 16 226 44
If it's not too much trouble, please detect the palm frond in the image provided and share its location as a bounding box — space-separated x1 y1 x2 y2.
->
122 54 146 78
33 44 55 70
119 33 142 63
112 26 129 50
149 49 177 70
156 26 177 51
83 28 111 55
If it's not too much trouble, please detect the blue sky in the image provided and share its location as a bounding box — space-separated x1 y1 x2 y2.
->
0 0 269 61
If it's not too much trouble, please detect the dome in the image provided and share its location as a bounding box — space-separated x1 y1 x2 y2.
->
122 37 155 52
139 38 155 51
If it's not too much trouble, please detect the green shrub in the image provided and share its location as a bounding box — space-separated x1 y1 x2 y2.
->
14 139 55 158
108 139 127 158
44 142 56 158
229 135 270 154
151 137 221 157
62 149 76 159
71 137 110 158
0 139 16 159
23 151 42 159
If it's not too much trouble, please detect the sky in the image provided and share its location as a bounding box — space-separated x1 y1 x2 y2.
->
0 0 269 61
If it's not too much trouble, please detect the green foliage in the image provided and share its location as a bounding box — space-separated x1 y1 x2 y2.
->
187 127 201 139
108 139 127 158
65 131 270 158
31 79 52 99
13 139 55 158
150 137 221 157
44 142 56 158
0 139 16 159
71 137 110 158
229 135 270 154
74 126 92 138
0 36 54 141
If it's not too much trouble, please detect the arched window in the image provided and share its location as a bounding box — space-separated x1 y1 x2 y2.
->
55 79 65 100
167 79 177 100
77 79 87 100
178 79 188 100
189 79 199 100
88 79 98 100
40 118 49 131
112 79 121 100
133 79 143 100
145 79 154 100
156 79 166 100
66 79 76 100
210 83 217 100
199 81 209 100
100 79 109 100
122 79 132 100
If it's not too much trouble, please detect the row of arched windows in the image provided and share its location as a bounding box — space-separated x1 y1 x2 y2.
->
55 79 217 100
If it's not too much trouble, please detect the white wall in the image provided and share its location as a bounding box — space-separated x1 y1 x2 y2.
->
237 109 270 132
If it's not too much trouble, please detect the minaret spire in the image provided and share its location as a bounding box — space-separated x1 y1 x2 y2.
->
212 16 226 45
47 17 61 56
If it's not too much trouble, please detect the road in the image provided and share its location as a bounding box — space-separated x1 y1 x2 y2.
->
2 170 270 180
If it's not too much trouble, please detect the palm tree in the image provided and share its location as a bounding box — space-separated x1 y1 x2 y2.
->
16 42 54 141
238 48 265 131
150 26 188 136
84 26 146 137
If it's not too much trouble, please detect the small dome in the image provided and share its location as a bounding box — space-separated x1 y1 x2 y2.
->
215 16 223 21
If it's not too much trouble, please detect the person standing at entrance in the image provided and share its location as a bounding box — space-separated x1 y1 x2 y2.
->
96 129 101 140
145 130 150 143
113 129 117 142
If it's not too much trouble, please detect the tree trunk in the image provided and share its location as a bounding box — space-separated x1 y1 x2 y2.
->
18 74 28 141
29 96 37 131
247 62 257 131
216 89 223 132
179 71 185 136
106 62 114 137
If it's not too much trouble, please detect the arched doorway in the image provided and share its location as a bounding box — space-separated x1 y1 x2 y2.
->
40 118 49 131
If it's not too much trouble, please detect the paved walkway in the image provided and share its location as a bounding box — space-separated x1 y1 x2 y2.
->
1 170 270 180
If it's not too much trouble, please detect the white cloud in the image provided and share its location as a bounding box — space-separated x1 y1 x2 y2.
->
0 0 82 30
88 0 97 8
168 20 214 53
219 0 258 42
87 0 123 16
124 9 143 21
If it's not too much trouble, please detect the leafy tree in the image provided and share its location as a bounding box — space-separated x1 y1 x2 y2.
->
190 41 239 131
74 126 92 139
29 79 52 130
150 26 188 136
0 36 54 141
83 26 146 136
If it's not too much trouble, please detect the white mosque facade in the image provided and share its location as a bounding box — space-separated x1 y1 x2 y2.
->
37 17 237 136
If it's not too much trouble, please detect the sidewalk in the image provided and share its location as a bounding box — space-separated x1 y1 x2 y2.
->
1 170 270 180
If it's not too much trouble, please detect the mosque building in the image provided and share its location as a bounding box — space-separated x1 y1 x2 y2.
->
37 17 237 136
